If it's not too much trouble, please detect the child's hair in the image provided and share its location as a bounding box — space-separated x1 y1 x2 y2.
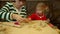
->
36 2 48 11
9 0 26 3
17 0 26 3
19 0 26 1
36 2 49 14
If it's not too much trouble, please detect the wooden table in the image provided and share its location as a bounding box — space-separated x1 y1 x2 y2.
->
0 20 59 34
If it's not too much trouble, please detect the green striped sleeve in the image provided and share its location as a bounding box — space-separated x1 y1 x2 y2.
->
7 2 13 5
1 7 9 12
0 12 4 18
0 4 9 12
5 12 12 21
0 2 13 12
21 6 26 12
0 12 12 22
21 6 27 18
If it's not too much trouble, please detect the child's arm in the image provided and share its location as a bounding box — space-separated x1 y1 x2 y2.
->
28 14 35 20
12 14 26 22
0 11 13 21
22 14 34 23
0 2 13 12
0 2 14 21
0 2 27 22
21 6 27 18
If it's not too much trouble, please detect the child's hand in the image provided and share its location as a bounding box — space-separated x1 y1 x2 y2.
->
12 14 25 23
47 19 50 22
23 18 31 23
0 22 2 24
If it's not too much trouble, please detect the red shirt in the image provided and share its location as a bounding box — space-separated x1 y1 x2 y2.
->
28 13 47 20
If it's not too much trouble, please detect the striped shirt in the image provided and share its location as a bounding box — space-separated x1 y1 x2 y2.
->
0 2 26 22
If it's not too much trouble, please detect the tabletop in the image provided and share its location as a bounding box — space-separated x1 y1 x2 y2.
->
0 20 60 34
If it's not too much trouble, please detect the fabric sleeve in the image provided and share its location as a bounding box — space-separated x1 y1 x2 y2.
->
0 11 13 22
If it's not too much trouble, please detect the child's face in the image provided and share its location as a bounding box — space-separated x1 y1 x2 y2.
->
36 7 43 14
15 0 24 8
36 3 47 14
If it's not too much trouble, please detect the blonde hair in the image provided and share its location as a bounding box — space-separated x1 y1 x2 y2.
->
36 2 48 11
